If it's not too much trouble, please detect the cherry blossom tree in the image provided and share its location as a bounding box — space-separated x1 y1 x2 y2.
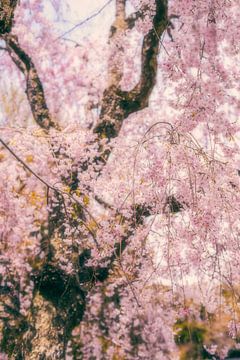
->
0 0 239 359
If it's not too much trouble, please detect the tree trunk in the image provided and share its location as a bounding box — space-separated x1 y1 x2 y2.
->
24 293 66 360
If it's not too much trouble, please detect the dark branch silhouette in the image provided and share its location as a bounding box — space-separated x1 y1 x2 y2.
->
0 0 18 34
0 0 57 130
94 0 168 141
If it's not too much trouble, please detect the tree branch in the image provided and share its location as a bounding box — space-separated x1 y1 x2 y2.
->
92 0 168 168
115 0 126 20
125 3 151 30
127 0 168 109
0 137 98 228
0 0 18 34
94 1 167 140
3 34 57 130
0 1 57 130
57 0 113 40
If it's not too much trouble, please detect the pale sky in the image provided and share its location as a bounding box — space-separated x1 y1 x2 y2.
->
53 0 115 40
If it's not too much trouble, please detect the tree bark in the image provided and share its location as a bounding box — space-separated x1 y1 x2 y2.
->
0 1 168 358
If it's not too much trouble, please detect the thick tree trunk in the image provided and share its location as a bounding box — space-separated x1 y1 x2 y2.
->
24 294 66 360
0 1 168 358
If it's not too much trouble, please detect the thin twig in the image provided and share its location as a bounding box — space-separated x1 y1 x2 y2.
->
0 137 99 227
56 0 113 40
0 137 54 190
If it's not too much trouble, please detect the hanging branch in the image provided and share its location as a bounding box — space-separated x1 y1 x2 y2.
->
0 137 98 226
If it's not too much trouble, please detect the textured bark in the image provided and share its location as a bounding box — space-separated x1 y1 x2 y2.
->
91 0 168 175
24 294 66 360
0 1 57 130
94 0 168 142
0 0 18 34
0 1 168 358
4 34 57 130
1 264 86 359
